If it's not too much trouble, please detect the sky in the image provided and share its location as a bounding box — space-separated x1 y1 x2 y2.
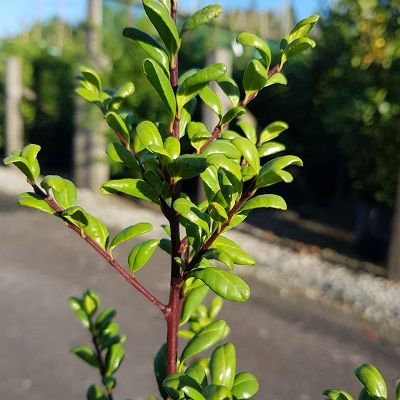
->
0 0 320 39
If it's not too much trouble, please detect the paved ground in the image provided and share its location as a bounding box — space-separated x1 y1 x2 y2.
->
1 192 400 400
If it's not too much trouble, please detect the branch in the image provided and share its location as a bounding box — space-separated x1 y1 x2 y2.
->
33 185 167 315
198 62 282 153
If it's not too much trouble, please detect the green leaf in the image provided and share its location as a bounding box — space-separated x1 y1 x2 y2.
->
231 372 259 399
396 382 400 400
180 282 209 325
169 154 209 181
201 165 220 202
68 297 90 329
232 136 260 174
105 343 125 375
236 120 257 144
142 0 180 55
41 175 77 209
288 15 319 43
76 87 99 102
204 249 233 270
203 384 232 400
323 390 354 400
87 384 107 400
243 60 267 100
259 121 288 143
199 86 223 117
17 192 55 215
180 320 227 362
221 107 246 126
80 66 102 93
212 236 255 266
209 297 224 320
355 364 387 399
163 373 205 400
177 64 227 110
84 214 109 249
83 290 100 316
265 72 287 87
105 112 130 144
240 194 287 212
192 267 250 302
154 343 168 399
109 222 153 254
203 140 242 160
281 37 316 65
62 206 89 230
187 122 211 151
236 32 271 70
186 361 208 387
4 144 41 182
208 202 228 222
256 155 303 188
173 198 210 233
95 307 116 331
136 120 163 150
106 142 140 171
143 59 176 117
181 4 223 36
72 345 99 368
210 343 236 388
207 154 242 185
258 141 286 158
217 76 240 107
128 239 160 274
123 27 169 73
164 137 181 159
180 98 197 138
101 178 159 204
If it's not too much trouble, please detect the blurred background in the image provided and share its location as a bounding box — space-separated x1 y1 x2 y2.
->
1 1 400 399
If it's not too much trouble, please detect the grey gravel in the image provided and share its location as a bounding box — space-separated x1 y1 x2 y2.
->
1 166 400 331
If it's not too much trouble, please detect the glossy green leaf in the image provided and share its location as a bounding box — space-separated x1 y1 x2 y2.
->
212 236 255 266
41 175 77 209
209 297 224 320
114 82 135 99
232 136 260 174
217 76 240 107
281 37 316 65
83 290 100 316
265 72 287 87
109 222 153 253
72 345 99 368
210 343 236 388
76 87 98 102
169 154 209 181
143 59 176 117
164 137 181 159
240 194 287 212
258 141 286 158
62 206 89 230
180 282 209 325
231 372 259 399
207 154 242 185
288 15 319 43
105 343 125 375
236 120 257 144
68 297 90 328
163 373 204 400
181 4 223 36
199 86 223 117
136 120 163 150
177 64 227 109
154 343 168 399
4 144 41 182
83 214 109 249
256 155 303 188
17 192 55 215
203 140 242 160
203 384 232 400
259 121 288 144
236 32 271 69
221 107 246 126
222 213 248 233
181 320 227 362
355 364 387 399
174 198 210 233
192 267 250 302
204 249 233 270
101 178 159 203
186 361 208 387
128 239 159 273
106 142 140 171
323 390 354 400
87 384 107 400
105 112 130 143
95 307 116 331
201 165 220 202
142 0 180 55
209 202 228 222
123 27 169 73
243 60 267 99
180 98 197 138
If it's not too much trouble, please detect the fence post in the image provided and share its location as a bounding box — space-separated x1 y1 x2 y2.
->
5 57 23 155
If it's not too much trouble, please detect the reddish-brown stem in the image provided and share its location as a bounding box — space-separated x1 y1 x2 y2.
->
33 186 167 314
198 62 282 152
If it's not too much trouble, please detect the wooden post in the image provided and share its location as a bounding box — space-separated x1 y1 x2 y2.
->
388 170 400 280
5 57 23 155
74 0 109 190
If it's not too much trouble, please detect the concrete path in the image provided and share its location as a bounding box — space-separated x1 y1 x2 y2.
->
1 192 399 400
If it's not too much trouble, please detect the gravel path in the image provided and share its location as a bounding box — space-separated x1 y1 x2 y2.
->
1 166 399 332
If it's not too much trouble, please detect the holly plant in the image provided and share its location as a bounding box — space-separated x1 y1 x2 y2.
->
4 1 320 399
